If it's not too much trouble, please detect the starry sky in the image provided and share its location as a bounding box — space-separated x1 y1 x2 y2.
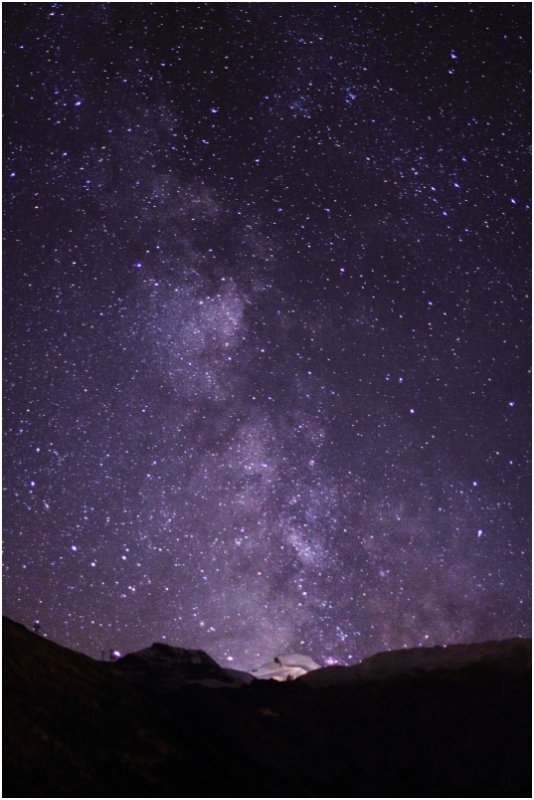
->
3 2 531 670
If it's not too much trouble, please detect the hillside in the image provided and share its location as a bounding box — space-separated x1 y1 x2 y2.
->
3 616 531 798
301 637 531 686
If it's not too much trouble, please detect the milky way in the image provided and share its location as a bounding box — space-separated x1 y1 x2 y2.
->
4 3 531 669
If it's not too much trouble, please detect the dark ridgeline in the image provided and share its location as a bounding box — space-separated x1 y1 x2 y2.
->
3 616 531 798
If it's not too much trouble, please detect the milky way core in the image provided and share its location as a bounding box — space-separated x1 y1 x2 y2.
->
4 3 531 669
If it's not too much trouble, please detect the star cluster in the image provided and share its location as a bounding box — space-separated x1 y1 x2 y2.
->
4 3 530 669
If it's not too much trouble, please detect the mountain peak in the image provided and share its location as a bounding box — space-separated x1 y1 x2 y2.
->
251 653 321 681
112 641 252 690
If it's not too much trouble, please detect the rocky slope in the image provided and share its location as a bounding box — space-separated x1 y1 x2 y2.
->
112 641 253 690
3 616 531 798
301 637 531 687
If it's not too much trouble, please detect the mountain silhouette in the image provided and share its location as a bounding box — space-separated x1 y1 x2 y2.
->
3 616 531 798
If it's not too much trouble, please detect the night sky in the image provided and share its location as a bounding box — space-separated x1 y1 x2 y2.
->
4 2 531 670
